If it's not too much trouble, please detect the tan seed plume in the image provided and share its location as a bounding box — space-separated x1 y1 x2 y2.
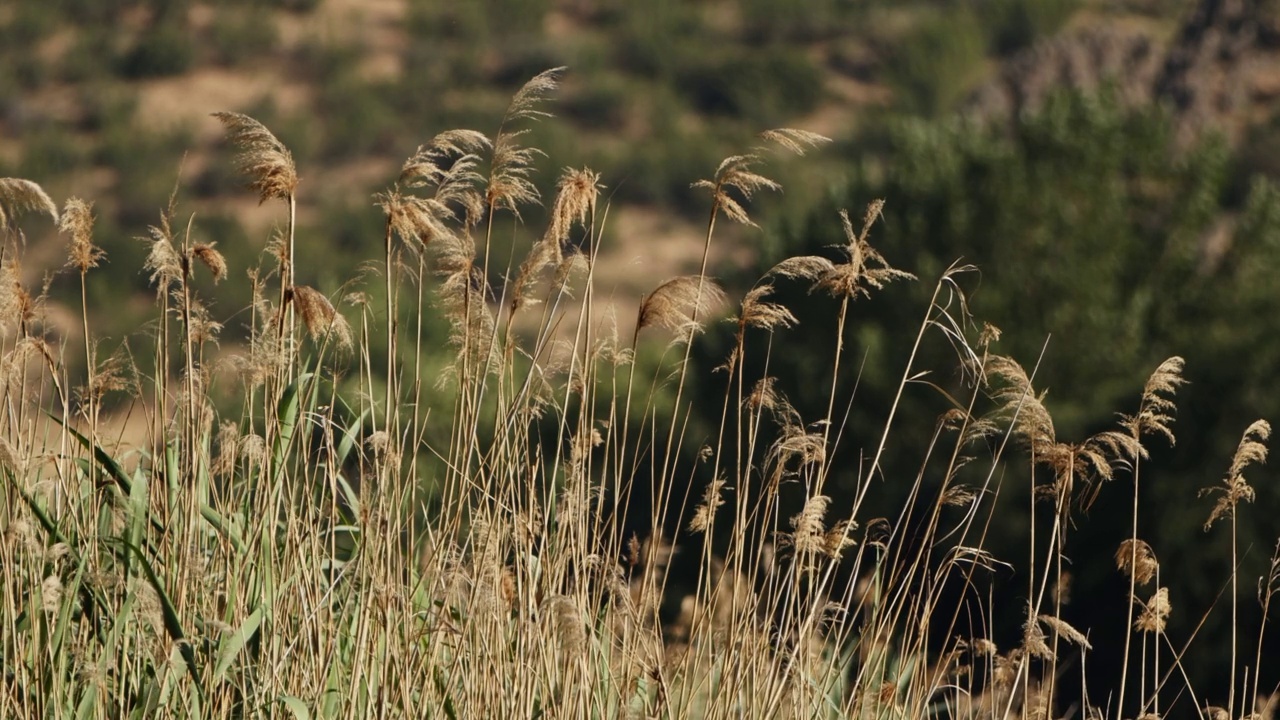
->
289 285 353 351
1116 539 1159 585
636 275 727 336
60 198 102 273
1203 419 1270 529
813 205 915 300
487 68 567 216
191 243 228 283
211 112 298 204
0 178 58 231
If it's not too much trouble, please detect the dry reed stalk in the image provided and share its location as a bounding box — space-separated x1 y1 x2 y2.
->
1117 356 1185 717
1202 419 1270 716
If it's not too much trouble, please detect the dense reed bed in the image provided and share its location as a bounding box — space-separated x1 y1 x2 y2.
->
1 69 1276 719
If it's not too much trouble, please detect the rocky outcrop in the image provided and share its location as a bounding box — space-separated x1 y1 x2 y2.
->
968 0 1280 145
967 27 1162 120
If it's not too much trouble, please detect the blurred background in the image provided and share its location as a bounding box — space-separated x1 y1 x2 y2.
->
4 0 1280 705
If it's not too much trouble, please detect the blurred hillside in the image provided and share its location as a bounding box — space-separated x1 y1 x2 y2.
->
4 0 1246 349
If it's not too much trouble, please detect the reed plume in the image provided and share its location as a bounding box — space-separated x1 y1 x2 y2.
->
813 204 915 300
0 178 58 232
511 167 601 312
288 284 352 351
60 198 101 273
636 275 727 337
210 112 298 204
487 67 565 216
1203 419 1269 529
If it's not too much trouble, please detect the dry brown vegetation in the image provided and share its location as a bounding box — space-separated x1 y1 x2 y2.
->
1 67 1279 720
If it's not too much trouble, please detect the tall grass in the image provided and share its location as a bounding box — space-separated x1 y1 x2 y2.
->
0 69 1276 719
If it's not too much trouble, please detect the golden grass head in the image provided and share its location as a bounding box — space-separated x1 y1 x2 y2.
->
1116 538 1159 585
143 224 182 297
377 190 452 252
1202 419 1269 529
0 436 19 478
788 494 831 559
1122 356 1186 445
738 284 798 332
745 376 783 414
485 68 567 216
636 275 727 337
60 198 103 273
814 205 916 300
288 285 353 351
692 130 827 227
191 242 228 283
0 177 58 232
688 477 728 534
1021 609 1054 660
505 66 567 124
400 129 490 189
985 355 1057 455
211 112 299 204
0 259 35 336
758 128 831 156
85 348 136 405
213 421 240 477
1038 614 1091 650
510 167 601 312
692 155 780 227
1135 586 1171 633
546 167 601 251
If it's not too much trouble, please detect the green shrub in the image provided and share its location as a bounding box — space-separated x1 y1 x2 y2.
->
675 46 824 126
882 6 987 115
209 6 280 68
116 20 195 78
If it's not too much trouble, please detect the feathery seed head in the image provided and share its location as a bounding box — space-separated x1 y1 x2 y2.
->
486 68 566 216
377 190 454 254
758 128 832 156
1122 356 1186 445
689 477 728 534
1116 539 1159 585
985 355 1057 456
745 376 782 413
510 168 601 312
505 67 567 124
767 255 835 283
546 167 601 250
636 275 727 336
214 421 240 477
823 520 857 560
40 575 63 613
142 224 182 298
739 284 798 331
788 495 832 568
1021 608 1054 660
1203 419 1269 529
60 198 102 273
0 260 35 336
1038 615 1091 650
400 129 490 189
288 285 352 351
211 112 298 204
814 205 915 299
1135 586 1171 633
693 154 781 227
0 178 58 231
191 243 227 283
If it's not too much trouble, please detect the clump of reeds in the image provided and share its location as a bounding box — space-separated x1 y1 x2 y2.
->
1 65 1276 720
